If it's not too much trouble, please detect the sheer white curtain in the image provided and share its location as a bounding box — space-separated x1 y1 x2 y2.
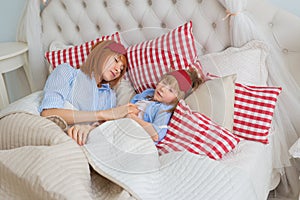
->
219 0 259 47
218 0 300 197
16 0 48 92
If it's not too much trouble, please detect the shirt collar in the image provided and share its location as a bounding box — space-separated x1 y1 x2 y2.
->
98 83 111 91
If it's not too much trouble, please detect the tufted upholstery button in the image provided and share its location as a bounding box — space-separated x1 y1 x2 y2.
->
82 1 87 8
103 1 107 7
57 25 62 32
172 0 177 4
76 25 80 32
269 22 273 27
148 0 152 6
96 25 101 31
282 48 288 54
198 0 203 3
61 2 67 9
138 23 143 28
202 47 206 53
125 0 130 6
212 22 217 29
161 22 166 28
116 24 121 30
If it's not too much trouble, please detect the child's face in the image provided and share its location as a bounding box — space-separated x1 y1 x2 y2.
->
102 55 125 81
154 81 178 104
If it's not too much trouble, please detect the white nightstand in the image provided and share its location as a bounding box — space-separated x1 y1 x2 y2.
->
0 42 32 109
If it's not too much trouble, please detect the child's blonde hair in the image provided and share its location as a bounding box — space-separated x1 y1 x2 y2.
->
158 68 203 111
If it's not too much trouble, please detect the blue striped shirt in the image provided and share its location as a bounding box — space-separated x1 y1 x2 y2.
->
39 63 116 113
130 89 173 144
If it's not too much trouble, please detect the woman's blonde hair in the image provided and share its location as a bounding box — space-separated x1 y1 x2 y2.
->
80 40 127 88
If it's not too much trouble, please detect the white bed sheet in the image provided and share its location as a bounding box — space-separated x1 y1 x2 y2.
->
221 138 280 200
0 91 42 117
0 92 279 199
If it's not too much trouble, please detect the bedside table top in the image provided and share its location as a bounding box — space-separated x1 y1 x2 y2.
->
0 42 28 60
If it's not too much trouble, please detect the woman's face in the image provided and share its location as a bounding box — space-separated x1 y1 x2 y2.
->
154 81 178 104
101 55 125 82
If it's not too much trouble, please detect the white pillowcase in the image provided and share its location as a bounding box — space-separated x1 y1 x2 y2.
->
185 74 236 132
200 40 269 85
115 79 136 106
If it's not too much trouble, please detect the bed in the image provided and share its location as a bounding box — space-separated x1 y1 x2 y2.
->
1 0 300 199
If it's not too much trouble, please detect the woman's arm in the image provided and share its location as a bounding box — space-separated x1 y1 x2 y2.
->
41 103 139 125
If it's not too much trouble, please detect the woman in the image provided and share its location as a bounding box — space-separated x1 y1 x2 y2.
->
39 40 139 126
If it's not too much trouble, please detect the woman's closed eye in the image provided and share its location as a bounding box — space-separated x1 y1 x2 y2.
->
114 57 124 71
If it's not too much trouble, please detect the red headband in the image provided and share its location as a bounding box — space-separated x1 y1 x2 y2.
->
168 70 192 94
105 42 126 55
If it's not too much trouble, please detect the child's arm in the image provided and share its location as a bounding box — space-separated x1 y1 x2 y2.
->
127 108 172 143
127 114 159 141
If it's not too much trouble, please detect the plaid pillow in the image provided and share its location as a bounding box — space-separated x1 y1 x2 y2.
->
45 32 121 70
157 100 240 160
126 21 203 93
233 83 282 143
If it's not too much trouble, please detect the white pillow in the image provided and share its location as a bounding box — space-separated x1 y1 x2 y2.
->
185 74 236 132
115 78 136 106
200 40 269 85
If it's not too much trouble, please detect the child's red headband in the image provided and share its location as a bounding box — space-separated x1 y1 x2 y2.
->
168 70 192 94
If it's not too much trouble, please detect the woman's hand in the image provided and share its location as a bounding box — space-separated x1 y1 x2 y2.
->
67 124 95 146
98 103 139 120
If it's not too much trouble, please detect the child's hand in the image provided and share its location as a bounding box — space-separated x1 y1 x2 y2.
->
101 103 139 120
126 113 138 119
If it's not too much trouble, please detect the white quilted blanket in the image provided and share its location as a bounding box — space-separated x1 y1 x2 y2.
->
0 110 261 200
84 119 258 200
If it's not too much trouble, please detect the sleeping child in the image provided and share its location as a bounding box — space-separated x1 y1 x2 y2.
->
127 69 203 144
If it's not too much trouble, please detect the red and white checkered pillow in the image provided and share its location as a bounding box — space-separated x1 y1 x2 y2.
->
126 21 203 93
157 100 240 160
233 83 282 143
45 32 121 70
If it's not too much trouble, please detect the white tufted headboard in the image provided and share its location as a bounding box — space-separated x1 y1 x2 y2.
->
41 0 231 52
40 0 300 87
